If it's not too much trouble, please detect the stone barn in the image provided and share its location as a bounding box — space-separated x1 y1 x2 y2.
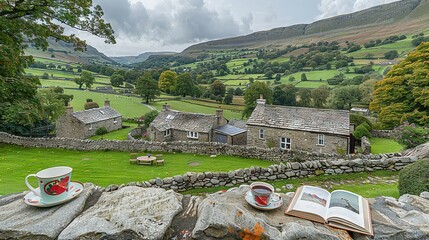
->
56 100 122 139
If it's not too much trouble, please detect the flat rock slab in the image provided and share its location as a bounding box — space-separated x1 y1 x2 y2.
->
58 186 183 240
0 183 95 240
192 185 345 240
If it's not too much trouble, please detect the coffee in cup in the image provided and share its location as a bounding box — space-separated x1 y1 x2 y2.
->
25 166 72 204
250 182 274 206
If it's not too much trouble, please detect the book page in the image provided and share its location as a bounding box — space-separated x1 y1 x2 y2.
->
326 190 365 229
290 186 331 219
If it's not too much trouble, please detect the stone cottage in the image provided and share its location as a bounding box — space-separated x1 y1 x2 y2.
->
56 100 122 139
149 104 247 144
247 98 351 154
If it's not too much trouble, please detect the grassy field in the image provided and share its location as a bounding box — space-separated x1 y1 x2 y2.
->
346 39 415 58
149 100 243 120
0 144 272 195
39 79 108 88
183 99 244 111
89 123 138 140
369 138 405 154
25 68 78 78
295 81 328 88
65 89 151 118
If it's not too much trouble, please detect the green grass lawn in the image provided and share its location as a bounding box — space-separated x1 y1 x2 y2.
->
89 123 138 140
149 100 243 120
39 79 108 88
369 138 405 154
25 68 78 78
0 144 272 195
294 81 329 88
65 89 152 118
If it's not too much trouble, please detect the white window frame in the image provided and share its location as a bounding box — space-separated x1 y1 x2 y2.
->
280 137 291 150
259 129 265 139
187 131 199 139
317 134 325 146
89 124 93 130
164 129 171 137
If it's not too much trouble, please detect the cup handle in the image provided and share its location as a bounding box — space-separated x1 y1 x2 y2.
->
25 174 41 196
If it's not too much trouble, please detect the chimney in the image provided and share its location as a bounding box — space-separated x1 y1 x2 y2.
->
163 103 170 111
104 99 110 107
66 105 73 115
256 94 266 105
216 106 224 126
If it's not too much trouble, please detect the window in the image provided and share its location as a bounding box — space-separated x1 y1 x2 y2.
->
280 137 291 150
113 118 118 124
187 131 199 139
89 124 93 130
164 129 171 137
259 129 265 139
317 134 325 146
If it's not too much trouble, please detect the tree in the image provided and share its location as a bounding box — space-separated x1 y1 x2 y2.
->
273 86 286 105
384 50 399 60
176 73 194 97
224 94 233 105
301 73 307 81
84 102 99 110
76 71 95 89
331 85 362 109
288 76 295 82
211 80 226 97
158 70 177 93
234 87 244 96
283 84 297 106
243 82 273 118
95 127 108 139
0 1 115 78
143 110 159 128
359 79 377 105
298 88 312 107
312 85 330 108
38 88 67 121
110 73 124 87
371 42 429 128
135 73 160 104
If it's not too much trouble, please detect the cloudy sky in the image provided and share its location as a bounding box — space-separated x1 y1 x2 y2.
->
75 0 399 56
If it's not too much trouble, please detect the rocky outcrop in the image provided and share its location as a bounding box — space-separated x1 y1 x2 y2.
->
1 185 428 240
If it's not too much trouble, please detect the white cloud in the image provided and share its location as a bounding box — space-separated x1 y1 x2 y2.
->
316 0 399 20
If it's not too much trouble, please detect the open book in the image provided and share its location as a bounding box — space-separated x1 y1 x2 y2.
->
285 186 373 236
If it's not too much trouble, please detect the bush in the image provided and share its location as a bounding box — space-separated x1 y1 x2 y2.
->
396 123 429 148
84 102 99 110
143 110 159 128
350 114 372 130
95 127 108 139
398 159 429 195
353 123 372 140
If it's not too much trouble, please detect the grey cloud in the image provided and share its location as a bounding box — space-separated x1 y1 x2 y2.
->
316 0 399 20
94 0 253 45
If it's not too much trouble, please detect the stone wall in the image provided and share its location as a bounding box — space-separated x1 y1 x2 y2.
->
150 128 211 142
247 125 349 154
120 155 417 193
372 130 396 138
361 136 371 154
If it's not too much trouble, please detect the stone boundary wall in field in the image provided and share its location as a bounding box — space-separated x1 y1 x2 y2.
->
372 130 396 138
109 155 417 192
0 132 398 162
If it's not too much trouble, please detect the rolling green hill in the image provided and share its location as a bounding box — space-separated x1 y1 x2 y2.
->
183 0 429 54
111 52 176 65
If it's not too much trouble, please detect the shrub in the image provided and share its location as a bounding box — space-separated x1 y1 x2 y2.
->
350 114 372 130
143 110 159 128
353 123 372 140
396 123 429 148
84 102 99 110
95 127 108 139
398 159 429 195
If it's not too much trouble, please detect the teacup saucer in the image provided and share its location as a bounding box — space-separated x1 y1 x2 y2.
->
245 190 283 210
23 181 84 207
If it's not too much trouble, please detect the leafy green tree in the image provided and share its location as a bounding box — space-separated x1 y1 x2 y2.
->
301 73 308 81
38 88 67 121
243 82 273 118
331 85 362 109
384 50 399 60
210 80 226 97
370 42 429 128
224 94 233 105
352 123 372 140
311 85 330 108
298 88 312 107
143 110 159 128
288 76 295 82
95 127 108 139
273 86 286 105
75 71 95 89
283 84 297 106
74 77 85 89
84 102 99 110
215 95 223 103
110 73 124 87
135 73 160 104
176 73 194 97
158 70 177 93
234 87 244 96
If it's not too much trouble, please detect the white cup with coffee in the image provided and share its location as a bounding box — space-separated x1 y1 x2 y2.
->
250 182 274 206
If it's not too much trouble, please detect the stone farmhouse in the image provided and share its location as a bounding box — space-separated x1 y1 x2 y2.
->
149 104 247 145
247 98 351 154
56 100 122 139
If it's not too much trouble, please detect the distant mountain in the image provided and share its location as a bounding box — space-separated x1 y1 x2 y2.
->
111 52 176 65
183 0 429 54
25 38 117 65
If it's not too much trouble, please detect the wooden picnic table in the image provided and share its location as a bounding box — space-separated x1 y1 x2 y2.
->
137 156 156 165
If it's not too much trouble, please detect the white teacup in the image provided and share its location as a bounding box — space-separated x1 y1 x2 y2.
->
25 166 72 204
250 182 274 206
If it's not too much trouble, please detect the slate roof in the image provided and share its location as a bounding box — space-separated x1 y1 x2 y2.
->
72 106 122 124
247 104 350 136
215 124 247 136
228 119 247 130
151 110 218 133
